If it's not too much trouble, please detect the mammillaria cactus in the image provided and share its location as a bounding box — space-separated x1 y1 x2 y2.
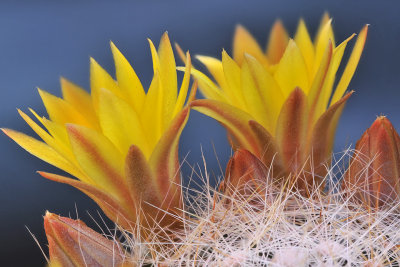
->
4 13 400 267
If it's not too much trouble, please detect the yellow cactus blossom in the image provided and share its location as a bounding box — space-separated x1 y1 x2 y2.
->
188 14 368 191
3 33 196 233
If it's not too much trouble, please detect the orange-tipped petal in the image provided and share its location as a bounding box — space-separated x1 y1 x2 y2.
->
309 91 353 177
343 117 400 208
223 149 270 197
248 120 284 176
275 88 308 173
39 172 135 229
148 108 190 211
191 99 260 155
266 20 289 64
66 124 126 196
125 145 164 228
44 212 124 267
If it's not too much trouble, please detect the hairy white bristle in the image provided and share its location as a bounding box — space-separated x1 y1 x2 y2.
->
72 149 400 266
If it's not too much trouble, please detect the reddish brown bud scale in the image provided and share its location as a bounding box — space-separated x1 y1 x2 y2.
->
223 149 271 198
44 212 125 267
343 117 400 208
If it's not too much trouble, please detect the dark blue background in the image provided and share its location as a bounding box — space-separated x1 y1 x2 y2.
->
1 1 399 265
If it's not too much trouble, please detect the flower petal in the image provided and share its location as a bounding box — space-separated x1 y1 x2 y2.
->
222 50 247 109
173 52 192 117
274 40 309 96
158 32 178 128
181 67 227 102
40 172 135 229
241 60 270 129
110 42 145 114
38 89 92 129
307 40 333 125
248 120 284 175
313 18 335 77
331 25 368 105
66 124 126 196
2 128 85 180
98 87 149 157
125 145 167 229
266 20 289 65
244 54 284 133
60 78 99 130
294 19 315 78
275 88 308 173
196 55 227 90
90 58 121 112
141 72 163 149
309 91 353 178
233 25 268 67
149 108 190 209
191 99 260 155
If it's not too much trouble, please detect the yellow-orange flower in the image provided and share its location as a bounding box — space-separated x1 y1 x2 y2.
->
189 14 368 191
3 33 195 233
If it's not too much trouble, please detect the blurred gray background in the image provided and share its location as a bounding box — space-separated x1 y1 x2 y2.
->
1 1 399 265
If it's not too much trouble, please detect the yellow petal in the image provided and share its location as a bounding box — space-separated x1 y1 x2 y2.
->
331 25 368 105
313 18 335 78
141 72 163 149
266 20 289 65
191 99 260 155
196 55 227 89
110 42 145 113
244 54 284 133
273 40 309 96
317 33 355 115
27 108 78 165
178 66 226 102
294 19 315 79
66 124 125 195
307 40 333 125
2 128 84 179
38 89 93 129
222 50 246 109
233 25 268 67
60 78 99 130
18 109 54 146
148 38 160 75
173 52 192 117
90 57 121 111
241 60 270 129
98 88 149 157
157 33 178 128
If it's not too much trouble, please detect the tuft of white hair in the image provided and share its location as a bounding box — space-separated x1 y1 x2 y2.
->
112 149 400 266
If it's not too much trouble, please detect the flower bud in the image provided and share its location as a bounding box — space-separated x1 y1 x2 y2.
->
342 116 400 208
222 149 271 198
44 212 125 266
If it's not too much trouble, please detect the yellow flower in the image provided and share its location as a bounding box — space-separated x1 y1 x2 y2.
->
189 14 368 191
3 33 195 233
